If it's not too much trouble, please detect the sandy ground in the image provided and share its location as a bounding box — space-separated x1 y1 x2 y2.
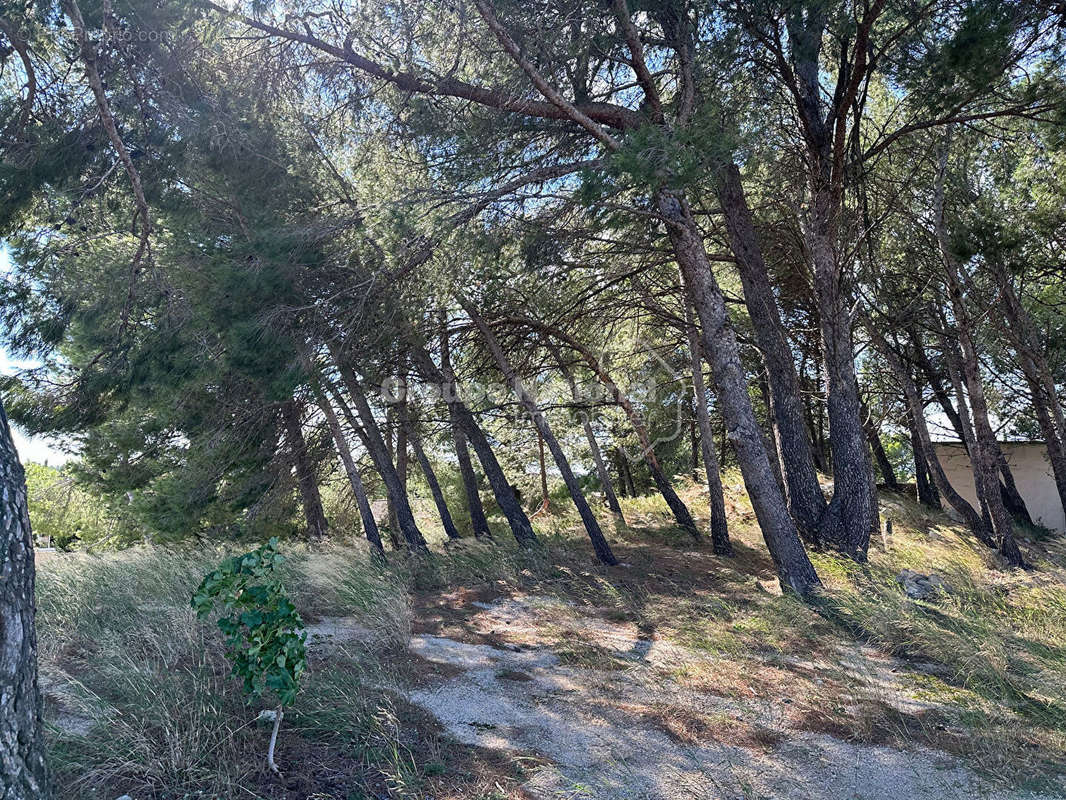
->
400 596 1063 800
42 593 1065 799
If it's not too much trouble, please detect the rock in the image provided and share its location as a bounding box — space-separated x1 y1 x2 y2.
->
897 569 952 600
115 795 134 800
756 577 783 596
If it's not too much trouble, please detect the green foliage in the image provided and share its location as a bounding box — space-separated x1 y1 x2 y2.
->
191 539 307 707
24 462 140 550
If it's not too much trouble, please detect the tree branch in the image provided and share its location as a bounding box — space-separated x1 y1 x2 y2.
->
199 0 642 134
471 0 622 151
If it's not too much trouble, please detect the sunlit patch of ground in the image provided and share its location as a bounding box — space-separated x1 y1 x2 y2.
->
35 478 1066 798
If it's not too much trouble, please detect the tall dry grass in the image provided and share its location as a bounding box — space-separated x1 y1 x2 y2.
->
37 544 414 799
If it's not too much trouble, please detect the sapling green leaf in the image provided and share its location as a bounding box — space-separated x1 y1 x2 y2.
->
191 538 307 774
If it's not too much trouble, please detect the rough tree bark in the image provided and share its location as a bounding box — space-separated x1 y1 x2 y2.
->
463 301 617 565
440 324 493 538
280 400 329 540
0 400 49 800
310 382 384 555
715 163 827 541
409 344 537 546
772 2 884 561
807 202 878 560
657 190 819 595
684 296 732 555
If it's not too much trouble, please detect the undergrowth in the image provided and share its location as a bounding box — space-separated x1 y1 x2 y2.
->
35 480 1066 797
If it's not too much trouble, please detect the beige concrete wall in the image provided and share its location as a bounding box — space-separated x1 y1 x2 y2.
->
935 442 1066 533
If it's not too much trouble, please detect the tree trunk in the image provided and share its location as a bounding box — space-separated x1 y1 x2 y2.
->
280 400 329 540
945 320 1025 564
439 326 493 539
934 153 1024 566
612 449 630 497
463 300 617 565
401 409 462 541
311 382 384 556
384 407 400 547
409 344 537 546
862 399 899 490
506 317 701 539
997 450 1034 527
908 414 940 509
1025 373 1066 518
0 400 50 800
685 296 732 555
866 320 994 545
755 369 786 492
536 429 549 512
715 163 827 541
554 356 624 519
620 451 636 497
689 398 700 481
657 189 819 595
806 190 878 561
940 332 1032 525
988 257 1066 514
331 360 428 553
385 405 409 542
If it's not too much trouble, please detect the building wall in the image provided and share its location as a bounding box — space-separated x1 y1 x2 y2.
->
934 442 1066 534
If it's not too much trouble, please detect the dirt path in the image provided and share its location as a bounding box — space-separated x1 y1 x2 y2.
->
402 596 1061 800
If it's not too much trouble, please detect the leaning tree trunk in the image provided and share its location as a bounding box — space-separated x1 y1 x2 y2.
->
934 156 1024 566
310 381 384 556
439 326 493 538
509 317 700 539
331 359 428 553
941 334 1032 526
946 318 1025 564
715 163 827 541
996 450 1034 527
555 357 624 519
463 301 617 565
866 319 994 545
989 257 1066 515
330 383 401 550
400 408 462 541
410 344 537 546
861 398 900 491
1024 371 1066 517
0 400 50 799
907 413 940 509
280 400 329 540
657 190 819 595
684 297 732 555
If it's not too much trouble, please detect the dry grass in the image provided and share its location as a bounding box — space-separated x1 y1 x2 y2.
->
35 476 1066 797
